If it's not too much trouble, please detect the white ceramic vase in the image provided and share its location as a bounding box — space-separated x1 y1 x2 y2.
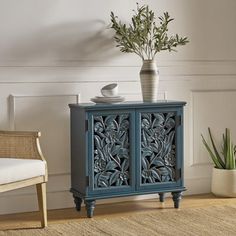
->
140 60 159 102
211 167 236 197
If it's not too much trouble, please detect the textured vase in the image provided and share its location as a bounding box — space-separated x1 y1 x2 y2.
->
140 60 159 102
211 167 236 197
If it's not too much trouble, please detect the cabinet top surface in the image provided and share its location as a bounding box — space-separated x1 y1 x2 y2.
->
69 100 186 110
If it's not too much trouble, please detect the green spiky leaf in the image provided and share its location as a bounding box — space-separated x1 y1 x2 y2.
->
202 128 236 170
208 128 225 168
201 134 224 169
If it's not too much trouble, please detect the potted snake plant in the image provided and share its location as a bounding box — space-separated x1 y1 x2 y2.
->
202 128 236 197
110 3 189 102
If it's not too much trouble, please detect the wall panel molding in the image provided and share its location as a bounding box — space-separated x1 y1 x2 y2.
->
0 60 236 83
9 93 80 130
190 89 236 167
1 59 236 67
8 93 80 177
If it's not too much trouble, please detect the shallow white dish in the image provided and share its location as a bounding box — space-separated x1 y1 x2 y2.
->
95 96 122 99
91 96 125 104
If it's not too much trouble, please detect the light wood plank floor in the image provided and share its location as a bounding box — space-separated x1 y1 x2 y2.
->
0 194 236 230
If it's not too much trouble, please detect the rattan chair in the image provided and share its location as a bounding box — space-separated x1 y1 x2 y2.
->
0 131 48 227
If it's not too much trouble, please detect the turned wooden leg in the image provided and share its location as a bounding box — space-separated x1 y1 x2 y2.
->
36 183 47 228
85 200 96 218
171 191 182 209
73 194 83 211
159 193 165 202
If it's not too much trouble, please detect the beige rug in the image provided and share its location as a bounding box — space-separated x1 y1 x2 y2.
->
1 205 236 236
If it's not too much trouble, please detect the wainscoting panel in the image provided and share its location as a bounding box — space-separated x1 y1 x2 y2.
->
11 94 77 175
0 0 236 214
191 90 236 166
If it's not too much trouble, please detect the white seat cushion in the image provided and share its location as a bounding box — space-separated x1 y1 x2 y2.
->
0 158 46 185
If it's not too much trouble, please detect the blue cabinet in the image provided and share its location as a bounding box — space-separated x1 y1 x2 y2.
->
69 101 186 217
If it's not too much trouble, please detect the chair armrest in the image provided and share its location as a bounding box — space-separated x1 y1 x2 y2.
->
0 130 46 161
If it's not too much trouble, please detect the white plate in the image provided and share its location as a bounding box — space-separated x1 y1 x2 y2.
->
91 96 125 104
95 96 122 99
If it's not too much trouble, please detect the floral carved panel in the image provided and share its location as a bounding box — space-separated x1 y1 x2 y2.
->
93 114 130 189
141 112 176 184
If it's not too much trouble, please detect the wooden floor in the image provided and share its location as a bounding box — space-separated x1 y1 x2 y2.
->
0 193 236 230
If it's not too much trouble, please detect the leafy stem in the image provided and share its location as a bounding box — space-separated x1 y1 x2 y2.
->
110 3 189 60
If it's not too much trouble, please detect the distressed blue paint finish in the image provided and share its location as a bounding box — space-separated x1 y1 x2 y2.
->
69 101 186 111
159 193 165 202
136 106 184 192
172 191 182 208
73 194 83 211
69 101 186 218
141 112 176 184
85 199 96 218
87 110 136 197
93 114 130 188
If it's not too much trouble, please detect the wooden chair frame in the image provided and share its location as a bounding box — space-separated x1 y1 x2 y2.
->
0 131 48 227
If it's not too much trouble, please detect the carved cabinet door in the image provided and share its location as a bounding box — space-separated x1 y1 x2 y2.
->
87 110 135 195
136 108 183 191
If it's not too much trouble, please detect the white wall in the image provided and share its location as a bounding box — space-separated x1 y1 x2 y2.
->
0 0 236 214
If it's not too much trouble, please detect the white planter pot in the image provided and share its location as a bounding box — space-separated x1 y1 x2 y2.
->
140 60 159 102
211 167 236 197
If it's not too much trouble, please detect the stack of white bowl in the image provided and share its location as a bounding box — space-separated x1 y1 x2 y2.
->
91 83 125 104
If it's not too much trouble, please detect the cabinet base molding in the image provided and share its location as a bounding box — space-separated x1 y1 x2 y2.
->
71 188 186 218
